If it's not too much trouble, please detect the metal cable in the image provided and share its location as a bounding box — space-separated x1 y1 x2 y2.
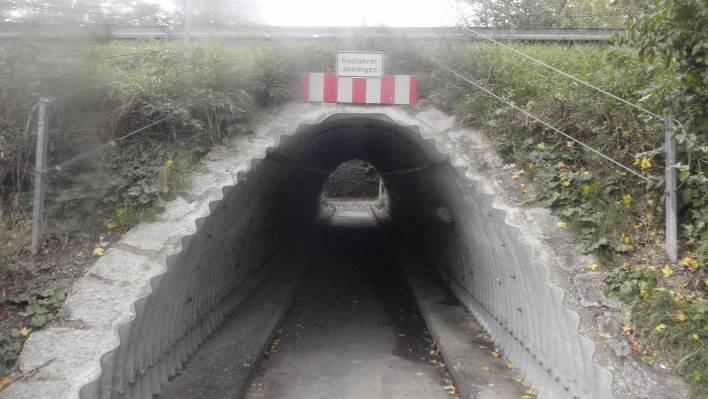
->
462 26 667 122
46 113 179 172
420 52 650 181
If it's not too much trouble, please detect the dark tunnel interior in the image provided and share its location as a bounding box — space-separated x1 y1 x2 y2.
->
80 113 612 399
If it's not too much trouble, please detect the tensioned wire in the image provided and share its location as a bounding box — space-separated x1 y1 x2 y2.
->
461 26 668 122
418 51 650 182
44 113 179 173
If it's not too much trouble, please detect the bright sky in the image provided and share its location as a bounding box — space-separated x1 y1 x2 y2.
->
257 0 465 26
150 0 468 26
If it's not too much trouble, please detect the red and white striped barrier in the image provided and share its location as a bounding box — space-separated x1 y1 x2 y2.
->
302 73 417 105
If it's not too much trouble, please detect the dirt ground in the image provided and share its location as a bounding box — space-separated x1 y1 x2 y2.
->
0 226 120 381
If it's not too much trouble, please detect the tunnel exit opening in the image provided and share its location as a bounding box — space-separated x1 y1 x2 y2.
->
319 159 389 228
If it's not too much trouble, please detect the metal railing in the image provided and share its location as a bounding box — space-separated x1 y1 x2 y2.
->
0 24 620 42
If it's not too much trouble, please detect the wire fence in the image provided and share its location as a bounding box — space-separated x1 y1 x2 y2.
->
451 27 679 261
2 26 681 261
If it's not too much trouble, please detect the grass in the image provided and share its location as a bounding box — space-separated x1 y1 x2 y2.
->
425 41 706 396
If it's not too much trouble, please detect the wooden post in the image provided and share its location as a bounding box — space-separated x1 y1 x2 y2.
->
664 117 678 263
184 0 193 44
31 98 50 256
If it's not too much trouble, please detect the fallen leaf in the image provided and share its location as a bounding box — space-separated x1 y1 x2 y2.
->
92 247 105 257
661 265 674 278
506 362 514 369
0 377 9 391
106 222 118 230
557 221 567 229
20 327 31 337
655 323 667 333
679 256 699 270
599 332 611 340
586 263 599 271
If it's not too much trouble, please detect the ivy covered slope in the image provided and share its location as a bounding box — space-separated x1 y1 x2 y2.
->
425 36 705 396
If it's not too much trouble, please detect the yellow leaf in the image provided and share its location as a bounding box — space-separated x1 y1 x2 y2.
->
164 159 174 168
639 157 653 170
691 333 700 342
557 221 567 229
622 323 633 334
106 222 118 230
20 327 31 337
586 263 599 271
491 348 500 358
599 332 611 340
430 359 439 365
92 247 105 257
536 142 545 150
481 366 491 372
675 312 688 323
655 323 667 333
521 187 529 194
506 362 514 369
662 265 674 278
0 377 10 391
582 184 591 194
679 256 699 270
622 194 632 206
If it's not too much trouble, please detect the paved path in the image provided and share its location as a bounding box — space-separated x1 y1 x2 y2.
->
244 220 450 399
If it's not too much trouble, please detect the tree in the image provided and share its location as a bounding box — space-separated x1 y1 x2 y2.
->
0 0 175 25
459 0 636 28
625 0 707 259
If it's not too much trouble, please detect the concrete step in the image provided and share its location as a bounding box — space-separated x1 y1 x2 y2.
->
155 256 309 399
402 256 531 399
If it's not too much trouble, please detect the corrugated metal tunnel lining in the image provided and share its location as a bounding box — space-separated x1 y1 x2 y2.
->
77 113 614 399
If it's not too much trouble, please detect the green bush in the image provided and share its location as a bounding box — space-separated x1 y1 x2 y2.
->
425 41 706 395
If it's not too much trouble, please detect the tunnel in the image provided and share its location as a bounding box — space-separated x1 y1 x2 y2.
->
6 109 632 399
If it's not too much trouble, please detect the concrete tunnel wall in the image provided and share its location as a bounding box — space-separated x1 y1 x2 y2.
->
82 113 611 399
8 105 683 399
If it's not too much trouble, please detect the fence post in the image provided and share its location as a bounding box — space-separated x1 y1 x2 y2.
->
664 117 678 263
31 98 50 256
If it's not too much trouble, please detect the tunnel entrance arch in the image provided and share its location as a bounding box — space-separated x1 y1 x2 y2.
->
7 106 681 399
